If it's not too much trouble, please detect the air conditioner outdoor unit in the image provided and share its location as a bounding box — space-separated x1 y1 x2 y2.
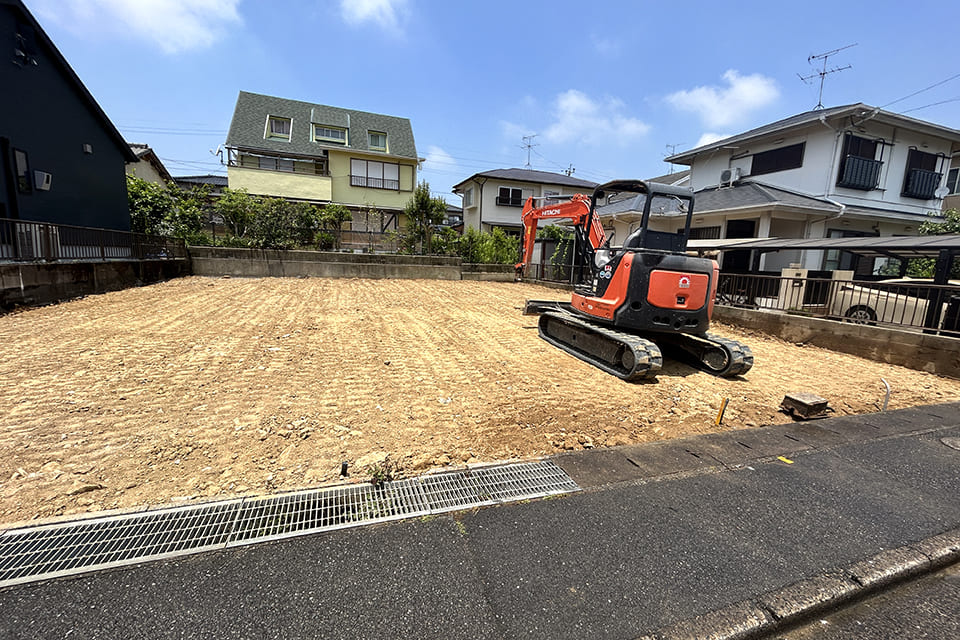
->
719 167 741 187
33 171 52 191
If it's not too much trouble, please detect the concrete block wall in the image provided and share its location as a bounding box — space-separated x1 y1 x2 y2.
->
189 247 463 280
0 260 191 309
715 306 960 379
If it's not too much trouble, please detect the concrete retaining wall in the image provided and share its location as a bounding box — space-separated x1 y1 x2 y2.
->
189 246 463 280
1 259 191 309
461 263 515 281
715 306 960 379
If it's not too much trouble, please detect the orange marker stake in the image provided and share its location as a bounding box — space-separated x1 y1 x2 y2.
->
716 398 729 426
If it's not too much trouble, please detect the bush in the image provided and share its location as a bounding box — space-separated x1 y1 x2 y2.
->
127 174 206 239
455 227 519 264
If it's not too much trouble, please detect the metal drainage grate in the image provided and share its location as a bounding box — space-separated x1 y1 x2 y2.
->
0 460 578 587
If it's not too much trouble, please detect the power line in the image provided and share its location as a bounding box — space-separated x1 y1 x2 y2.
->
900 96 960 114
881 72 960 109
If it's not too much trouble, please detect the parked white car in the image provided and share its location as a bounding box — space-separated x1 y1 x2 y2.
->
828 278 960 329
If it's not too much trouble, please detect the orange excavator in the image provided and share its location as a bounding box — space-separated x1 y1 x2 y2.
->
518 179 753 380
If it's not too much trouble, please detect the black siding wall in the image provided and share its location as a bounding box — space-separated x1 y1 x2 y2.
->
0 4 131 231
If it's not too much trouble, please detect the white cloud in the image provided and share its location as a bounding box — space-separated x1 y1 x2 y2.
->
339 0 407 33
424 145 456 169
666 70 779 129
542 90 649 146
32 0 242 54
694 132 730 148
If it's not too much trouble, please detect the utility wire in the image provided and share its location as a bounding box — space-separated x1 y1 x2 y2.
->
900 97 960 114
881 72 960 109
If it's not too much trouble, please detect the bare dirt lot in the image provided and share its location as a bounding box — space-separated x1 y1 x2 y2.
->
2 276 959 526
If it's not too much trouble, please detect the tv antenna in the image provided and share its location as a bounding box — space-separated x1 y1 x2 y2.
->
799 43 856 109
521 134 539 168
664 143 683 174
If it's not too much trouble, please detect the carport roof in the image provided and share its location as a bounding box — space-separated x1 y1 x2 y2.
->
687 234 960 259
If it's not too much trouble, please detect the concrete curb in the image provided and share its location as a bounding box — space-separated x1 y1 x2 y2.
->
636 527 960 640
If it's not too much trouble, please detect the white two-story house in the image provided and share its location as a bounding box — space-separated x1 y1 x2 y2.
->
650 104 960 273
453 168 597 234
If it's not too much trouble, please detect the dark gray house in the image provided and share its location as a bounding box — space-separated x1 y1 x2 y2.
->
0 0 136 230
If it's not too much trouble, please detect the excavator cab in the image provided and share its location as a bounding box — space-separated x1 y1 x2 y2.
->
576 180 696 285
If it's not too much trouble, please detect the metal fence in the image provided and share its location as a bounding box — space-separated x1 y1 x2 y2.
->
0 218 187 263
717 272 960 337
338 230 399 253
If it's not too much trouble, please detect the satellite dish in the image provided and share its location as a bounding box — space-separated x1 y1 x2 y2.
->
935 186 950 199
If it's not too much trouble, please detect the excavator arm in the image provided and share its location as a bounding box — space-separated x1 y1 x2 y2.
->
514 193 607 279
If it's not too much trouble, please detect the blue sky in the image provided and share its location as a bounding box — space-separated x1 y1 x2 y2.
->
28 0 960 203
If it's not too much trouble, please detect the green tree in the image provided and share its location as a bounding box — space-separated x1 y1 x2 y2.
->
402 181 447 254
458 227 486 263
214 188 259 238
127 174 174 235
248 197 300 249
319 203 352 249
483 227 520 264
127 175 206 241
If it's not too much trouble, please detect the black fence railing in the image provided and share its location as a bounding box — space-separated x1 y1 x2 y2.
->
837 155 883 190
902 168 942 200
349 175 399 190
0 218 187 263
717 272 960 337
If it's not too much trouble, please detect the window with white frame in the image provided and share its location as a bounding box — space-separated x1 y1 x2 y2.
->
313 124 347 144
497 186 523 207
368 131 387 151
265 116 291 140
463 187 473 207
947 167 960 195
350 159 400 189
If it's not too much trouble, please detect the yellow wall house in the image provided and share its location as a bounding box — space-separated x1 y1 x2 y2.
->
224 90 421 232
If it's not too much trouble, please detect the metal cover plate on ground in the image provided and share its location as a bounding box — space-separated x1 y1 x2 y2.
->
0 460 578 588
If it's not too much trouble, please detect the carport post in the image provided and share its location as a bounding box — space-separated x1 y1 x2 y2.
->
922 249 954 332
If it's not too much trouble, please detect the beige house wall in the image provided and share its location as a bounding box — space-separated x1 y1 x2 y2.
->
227 166 332 201
328 151 416 211
126 160 166 186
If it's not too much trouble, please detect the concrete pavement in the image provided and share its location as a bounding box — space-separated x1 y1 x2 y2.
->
0 402 958 639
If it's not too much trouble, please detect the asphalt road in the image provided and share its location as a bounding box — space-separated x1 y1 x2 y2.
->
1 406 958 639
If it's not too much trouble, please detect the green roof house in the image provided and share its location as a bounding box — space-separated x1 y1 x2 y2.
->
225 91 421 231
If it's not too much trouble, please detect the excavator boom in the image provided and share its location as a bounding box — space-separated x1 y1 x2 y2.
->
515 193 607 279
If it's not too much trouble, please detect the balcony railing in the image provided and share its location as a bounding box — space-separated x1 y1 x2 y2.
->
0 218 187 263
496 196 523 207
350 175 399 190
902 168 942 200
837 155 883 190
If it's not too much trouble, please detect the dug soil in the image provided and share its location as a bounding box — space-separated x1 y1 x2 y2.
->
2 276 958 525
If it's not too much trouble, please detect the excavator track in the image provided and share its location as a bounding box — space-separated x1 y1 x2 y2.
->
537 310 663 381
524 300 753 379
657 332 754 378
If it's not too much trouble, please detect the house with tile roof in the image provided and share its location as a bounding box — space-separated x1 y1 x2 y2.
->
647 104 960 274
224 91 422 232
452 168 597 233
1 0 137 230
126 144 173 185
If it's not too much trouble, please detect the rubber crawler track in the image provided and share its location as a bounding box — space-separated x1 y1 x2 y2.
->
538 310 663 381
